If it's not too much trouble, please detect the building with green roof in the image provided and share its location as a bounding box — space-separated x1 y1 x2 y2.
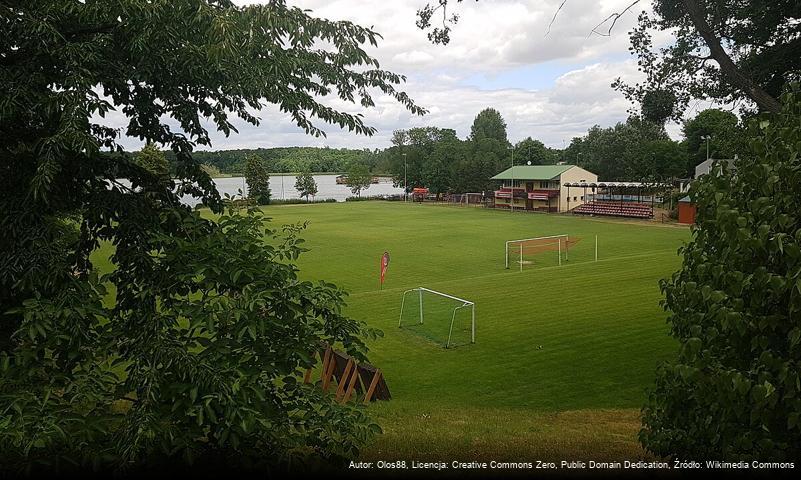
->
491 164 597 212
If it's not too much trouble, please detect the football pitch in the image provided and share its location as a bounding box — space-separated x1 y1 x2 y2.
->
258 202 690 461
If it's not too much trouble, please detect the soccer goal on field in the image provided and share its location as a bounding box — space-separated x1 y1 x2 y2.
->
505 234 598 270
398 287 475 348
460 192 483 207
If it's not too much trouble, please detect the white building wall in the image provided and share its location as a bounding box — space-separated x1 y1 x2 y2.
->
558 166 598 212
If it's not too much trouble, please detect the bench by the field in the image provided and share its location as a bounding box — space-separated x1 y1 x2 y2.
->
303 343 391 404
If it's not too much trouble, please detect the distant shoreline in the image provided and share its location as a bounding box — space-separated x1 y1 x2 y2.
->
207 172 393 179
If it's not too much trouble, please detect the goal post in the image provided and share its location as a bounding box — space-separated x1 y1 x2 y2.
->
460 192 483 207
505 234 598 269
398 287 475 348
505 234 567 269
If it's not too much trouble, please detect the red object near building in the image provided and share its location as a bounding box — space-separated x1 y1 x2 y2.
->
678 196 696 224
411 187 429 202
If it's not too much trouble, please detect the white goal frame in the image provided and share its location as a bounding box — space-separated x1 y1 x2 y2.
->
398 287 475 348
460 192 483 206
505 234 599 270
505 234 570 270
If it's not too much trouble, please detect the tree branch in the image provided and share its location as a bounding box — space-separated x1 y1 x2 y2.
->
589 0 641 38
681 0 781 112
545 0 567 38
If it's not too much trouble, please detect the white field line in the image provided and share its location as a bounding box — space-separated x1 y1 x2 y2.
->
348 249 680 298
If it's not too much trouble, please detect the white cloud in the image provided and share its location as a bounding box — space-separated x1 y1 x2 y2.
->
279 0 650 73
106 1 687 152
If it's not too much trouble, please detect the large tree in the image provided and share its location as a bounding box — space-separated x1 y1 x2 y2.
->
135 143 170 179
423 130 466 195
454 137 506 193
455 109 512 192
514 137 554 166
0 0 421 473
244 153 271 205
615 0 799 118
641 86 801 461
294 170 318 201
345 162 373 197
388 126 459 191
469 107 509 145
682 108 745 174
563 117 675 181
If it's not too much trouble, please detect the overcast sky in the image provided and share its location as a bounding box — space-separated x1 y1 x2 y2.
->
110 0 713 151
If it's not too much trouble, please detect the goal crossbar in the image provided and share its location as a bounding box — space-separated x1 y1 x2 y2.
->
398 287 475 348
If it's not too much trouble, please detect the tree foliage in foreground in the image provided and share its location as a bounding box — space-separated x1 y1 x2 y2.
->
1 205 382 469
641 87 801 459
0 0 421 472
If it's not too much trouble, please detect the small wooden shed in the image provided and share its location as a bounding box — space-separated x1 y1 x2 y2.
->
678 196 696 225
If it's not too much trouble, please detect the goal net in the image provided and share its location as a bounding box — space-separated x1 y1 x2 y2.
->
505 234 590 269
398 287 475 348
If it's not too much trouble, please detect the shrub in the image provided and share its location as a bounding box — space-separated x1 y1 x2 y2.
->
641 86 801 460
270 198 337 205
345 195 399 202
0 205 382 472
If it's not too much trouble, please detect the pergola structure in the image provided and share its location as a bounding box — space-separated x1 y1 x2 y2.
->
562 181 672 207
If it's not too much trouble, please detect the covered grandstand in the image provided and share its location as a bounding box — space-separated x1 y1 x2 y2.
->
563 181 670 219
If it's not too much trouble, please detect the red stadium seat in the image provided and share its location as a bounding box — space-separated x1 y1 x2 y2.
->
572 201 653 219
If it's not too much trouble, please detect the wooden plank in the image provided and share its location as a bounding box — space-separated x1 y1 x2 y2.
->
335 359 354 401
363 369 382 404
319 346 332 382
341 366 361 403
321 352 336 393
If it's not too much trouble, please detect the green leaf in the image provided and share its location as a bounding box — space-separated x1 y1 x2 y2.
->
790 328 801 348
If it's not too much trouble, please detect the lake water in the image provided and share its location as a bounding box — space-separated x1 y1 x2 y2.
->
181 174 403 207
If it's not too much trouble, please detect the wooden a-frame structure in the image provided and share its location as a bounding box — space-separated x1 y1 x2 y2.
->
303 343 391 404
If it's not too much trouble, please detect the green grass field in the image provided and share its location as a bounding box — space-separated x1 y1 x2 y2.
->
253 202 689 461
91 201 690 460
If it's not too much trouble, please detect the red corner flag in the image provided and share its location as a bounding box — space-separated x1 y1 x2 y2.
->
379 251 391 289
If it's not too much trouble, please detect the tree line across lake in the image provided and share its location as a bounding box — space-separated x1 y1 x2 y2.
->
139 105 747 196
161 146 387 176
